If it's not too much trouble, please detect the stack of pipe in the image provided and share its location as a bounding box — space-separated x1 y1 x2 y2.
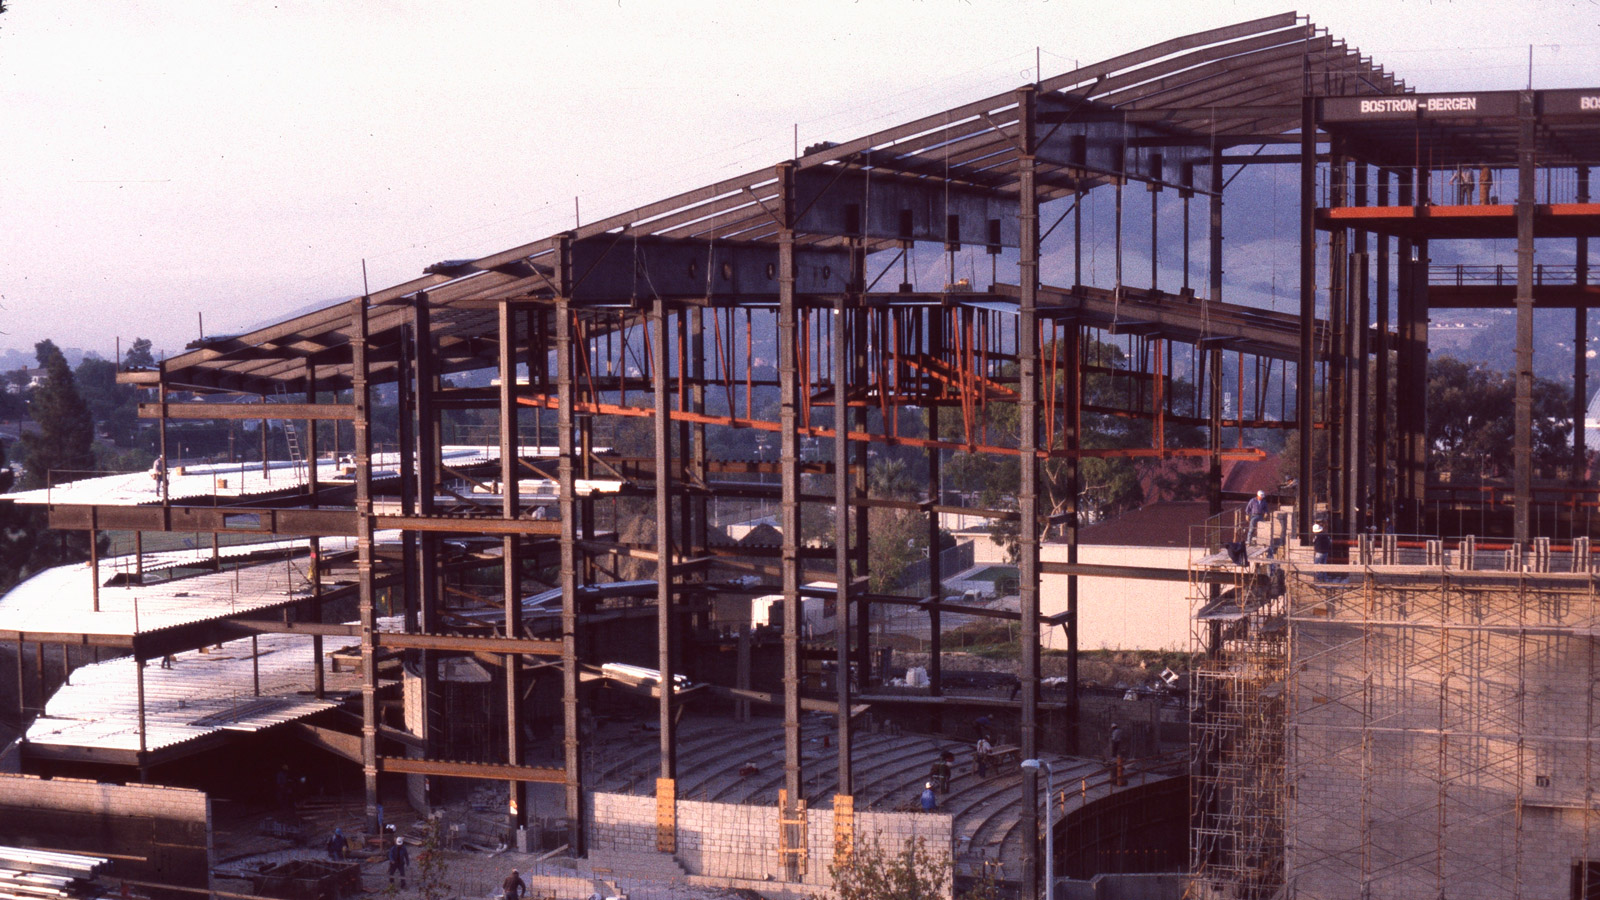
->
0 847 109 899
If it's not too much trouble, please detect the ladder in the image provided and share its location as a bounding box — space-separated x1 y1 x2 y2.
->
272 384 308 483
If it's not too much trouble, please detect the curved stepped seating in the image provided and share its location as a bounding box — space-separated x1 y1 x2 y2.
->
850 740 960 810
584 724 660 792
582 712 1153 887
708 718 834 805
590 716 787 796
953 757 1100 864
674 719 797 801
799 731 912 806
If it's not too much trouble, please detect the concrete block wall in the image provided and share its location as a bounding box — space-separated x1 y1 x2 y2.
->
588 791 953 895
0 773 211 890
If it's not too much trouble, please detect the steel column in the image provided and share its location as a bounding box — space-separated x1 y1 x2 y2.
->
1297 96 1317 537
1374 168 1391 533
833 288 853 795
776 161 804 818
1017 85 1042 900
556 237 585 854
413 294 442 807
352 294 380 833
1514 92 1536 542
499 300 527 835
653 295 677 783
1062 322 1081 754
927 310 943 702
1576 167 1591 492
1327 148 1348 532
307 361 325 700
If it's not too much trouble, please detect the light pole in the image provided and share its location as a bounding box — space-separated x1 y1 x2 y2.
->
1021 758 1054 900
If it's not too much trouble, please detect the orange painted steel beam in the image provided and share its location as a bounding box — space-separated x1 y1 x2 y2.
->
516 392 1261 460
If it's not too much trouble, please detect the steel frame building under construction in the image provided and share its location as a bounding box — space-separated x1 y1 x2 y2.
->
6 11 1600 900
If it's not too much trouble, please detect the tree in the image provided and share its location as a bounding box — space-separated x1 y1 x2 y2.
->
20 340 96 489
1424 356 1571 481
0 439 88 593
122 337 156 369
75 356 139 446
829 835 950 900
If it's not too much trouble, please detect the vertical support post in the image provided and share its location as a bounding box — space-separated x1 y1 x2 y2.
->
689 307 709 584
1208 156 1225 520
1062 322 1081 754
351 293 380 833
926 311 943 701
852 310 871 686
1297 95 1318 538
1575 167 1590 497
136 654 146 756
13 640 23 732
1396 167 1425 532
413 293 442 804
1375 169 1391 533
1514 91 1537 543
157 381 170 511
89 508 99 613
307 361 324 700
1016 85 1042 900
556 237 585 854
833 289 853 797
776 162 805 847
499 300 527 837
653 294 678 786
1349 158 1369 532
398 329 418 635
1327 147 1348 533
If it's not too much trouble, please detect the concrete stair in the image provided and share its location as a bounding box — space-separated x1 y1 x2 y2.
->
585 847 689 894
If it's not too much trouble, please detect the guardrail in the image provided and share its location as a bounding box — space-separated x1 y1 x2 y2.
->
1429 263 1584 287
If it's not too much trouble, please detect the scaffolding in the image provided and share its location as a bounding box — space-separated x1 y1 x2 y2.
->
1188 526 1289 899
1189 535 1600 899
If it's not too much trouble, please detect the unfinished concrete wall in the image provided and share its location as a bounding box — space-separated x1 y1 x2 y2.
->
1285 569 1600 900
1041 545 1194 651
0 772 211 891
588 791 953 894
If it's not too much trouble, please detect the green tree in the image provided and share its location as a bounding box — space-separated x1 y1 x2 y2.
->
75 356 139 446
1427 355 1571 480
0 439 88 593
122 337 156 369
20 340 97 489
829 835 950 900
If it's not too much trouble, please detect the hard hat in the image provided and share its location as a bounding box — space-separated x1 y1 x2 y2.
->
1313 523 1323 533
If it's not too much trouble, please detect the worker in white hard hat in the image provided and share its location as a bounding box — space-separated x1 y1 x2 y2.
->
1244 489 1270 546
387 835 409 888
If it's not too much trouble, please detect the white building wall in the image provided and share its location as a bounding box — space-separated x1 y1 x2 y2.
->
1039 544 1195 652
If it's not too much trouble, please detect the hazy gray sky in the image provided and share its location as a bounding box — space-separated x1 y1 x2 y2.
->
2 1 1596 359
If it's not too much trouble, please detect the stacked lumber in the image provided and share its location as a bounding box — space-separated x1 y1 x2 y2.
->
0 846 109 899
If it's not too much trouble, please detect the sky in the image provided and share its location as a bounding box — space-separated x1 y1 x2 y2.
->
2 0 1597 362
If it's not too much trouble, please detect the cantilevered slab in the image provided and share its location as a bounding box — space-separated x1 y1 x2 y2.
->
0 539 355 648
22 628 361 767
